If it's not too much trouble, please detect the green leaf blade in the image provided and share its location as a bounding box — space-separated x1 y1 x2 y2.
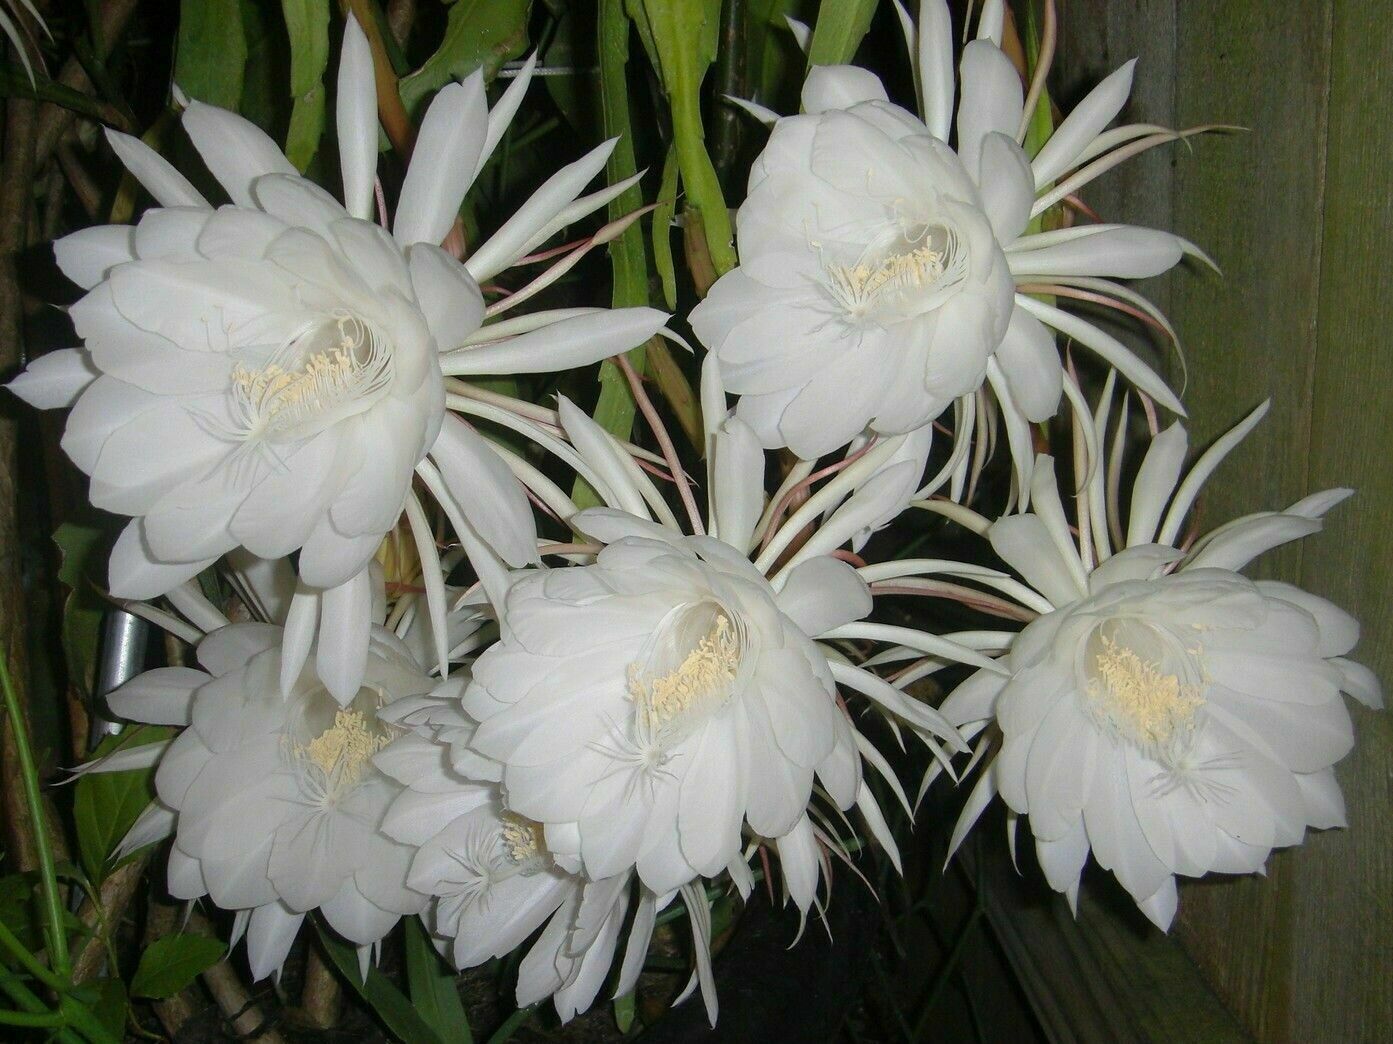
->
405 919 472 1044
175 0 247 109
131 935 226 999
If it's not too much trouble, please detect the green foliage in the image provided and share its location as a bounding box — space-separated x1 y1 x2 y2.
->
405 918 473 1044
281 0 331 170
807 0 879 67
317 922 449 1044
175 0 247 108
73 727 171 884
399 0 532 119
53 522 107 700
626 0 736 274
130 934 226 998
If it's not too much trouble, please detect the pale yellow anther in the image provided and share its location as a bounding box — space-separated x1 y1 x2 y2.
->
1087 635 1204 748
499 813 544 865
296 708 390 786
826 245 947 312
629 614 740 733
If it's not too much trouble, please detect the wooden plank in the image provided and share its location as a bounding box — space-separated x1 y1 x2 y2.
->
971 829 1248 1043
1288 0 1393 1038
1166 5 1339 1041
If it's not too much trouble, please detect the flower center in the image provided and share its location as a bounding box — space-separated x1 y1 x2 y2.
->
822 222 966 321
1082 619 1204 757
288 687 396 805
229 312 394 445
627 600 745 748
498 813 549 875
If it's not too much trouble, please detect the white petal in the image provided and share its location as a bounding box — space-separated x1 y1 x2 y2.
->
1126 422 1187 546
246 902 304 981
106 667 207 726
408 243 485 349
442 307 667 377
464 138 616 283
994 306 1061 422
317 568 373 704
1016 294 1184 415
54 225 136 289
475 54 537 180
775 813 821 913
337 15 379 222
394 73 489 246
181 101 296 206
429 415 538 568
8 348 98 409
1032 60 1137 188
105 128 209 208
1184 513 1322 573
709 417 764 553
108 520 220 600
956 40 1023 178
800 65 889 113
918 0 955 141
1007 225 1185 279
977 132 1034 243
774 556 871 637
988 513 1080 608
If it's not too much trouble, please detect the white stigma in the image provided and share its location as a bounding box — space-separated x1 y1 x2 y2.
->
229 313 394 445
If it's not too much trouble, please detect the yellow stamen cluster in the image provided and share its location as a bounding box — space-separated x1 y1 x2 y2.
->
499 814 544 865
1087 635 1203 748
630 614 740 731
826 245 946 310
296 708 390 786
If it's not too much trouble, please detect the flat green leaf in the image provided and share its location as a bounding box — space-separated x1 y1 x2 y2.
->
175 0 247 109
398 0 531 120
405 918 472 1044
281 0 330 170
807 0 879 67
71 977 127 1039
130 934 226 999
73 727 171 883
317 922 446 1044
747 0 813 113
53 522 108 700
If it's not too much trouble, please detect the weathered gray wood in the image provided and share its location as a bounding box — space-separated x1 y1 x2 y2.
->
1050 2 1393 1040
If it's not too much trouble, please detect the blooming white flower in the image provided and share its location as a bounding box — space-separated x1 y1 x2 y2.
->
454 361 966 907
95 620 437 978
374 690 654 1022
692 0 1202 460
9 17 667 700
935 395 1382 928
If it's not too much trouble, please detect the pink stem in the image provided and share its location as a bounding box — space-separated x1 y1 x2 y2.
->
870 582 1038 623
758 440 879 554
830 550 867 569
374 178 389 229
614 353 705 535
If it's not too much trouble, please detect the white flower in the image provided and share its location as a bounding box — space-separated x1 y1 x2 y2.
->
96 620 437 978
937 397 1382 928
692 0 1202 460
374 692 652 1023
9 15 666 624
454 361 966 904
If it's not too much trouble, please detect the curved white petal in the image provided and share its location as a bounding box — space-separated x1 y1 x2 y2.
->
337 15 379 222
394 73 489 247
